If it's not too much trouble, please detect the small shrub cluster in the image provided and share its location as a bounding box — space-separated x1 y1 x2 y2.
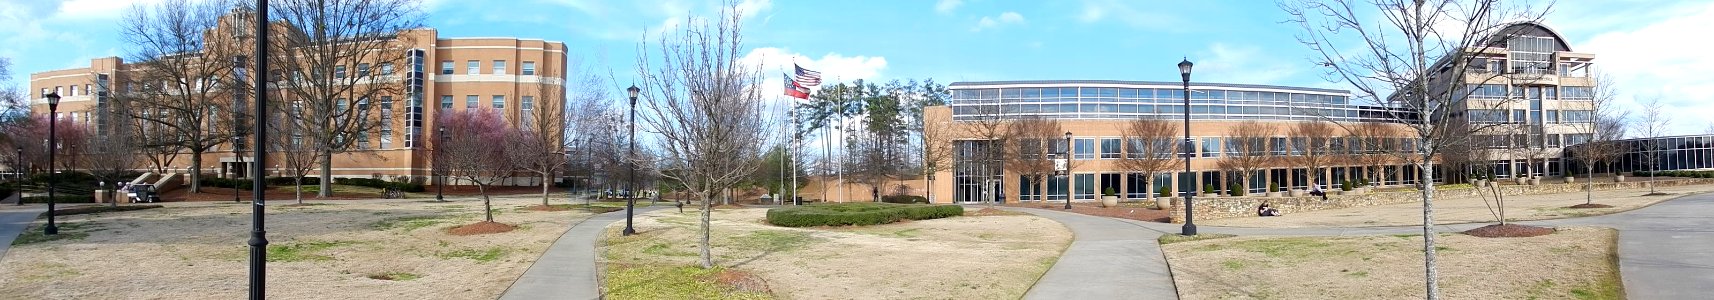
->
1339 180 1354 191
879 195 928 204
267 177 320 186
22 195 96 203
334 178 426 192
199 177 254 190
765 203 963 227
1228 183 1246 196
1157 186 1171 197
1635 170 1714 178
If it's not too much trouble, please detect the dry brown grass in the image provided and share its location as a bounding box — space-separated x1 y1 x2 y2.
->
599 208 1072 299
1161 227 1621 299
1204 184 1714 227
0 198 597 299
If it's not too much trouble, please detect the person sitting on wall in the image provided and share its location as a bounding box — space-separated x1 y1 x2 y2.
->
1308 183 1328 200
1257 203 1282 217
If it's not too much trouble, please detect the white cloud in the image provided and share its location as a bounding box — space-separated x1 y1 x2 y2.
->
1576 1 1714 136
1192 43 1299 86
1077 0 1180 31
972 11 1024 32
54 0 165 20
935 0 962 14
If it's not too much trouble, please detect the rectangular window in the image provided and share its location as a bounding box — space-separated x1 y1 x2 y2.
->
1073 138 1095 159
1201 138 1222 158
440 60 453 75
492 60 506 75
467 60 480 75
69 85 77 96
520 96 534 110
1074 174 1095 200
522 62 536 75
1100 138 1121 159
466 95 478 108
1547 134 1561 148
492 95 505 109
440 95 453 109
357 63 370 77
380 63 394 75
335 65 346 78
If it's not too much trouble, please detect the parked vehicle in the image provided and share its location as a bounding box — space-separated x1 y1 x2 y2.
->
125 184 158 203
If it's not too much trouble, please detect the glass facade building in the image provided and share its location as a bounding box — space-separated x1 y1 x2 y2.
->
949 80 1397 123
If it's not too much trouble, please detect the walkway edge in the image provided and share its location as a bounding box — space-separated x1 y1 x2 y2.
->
499 206 663 300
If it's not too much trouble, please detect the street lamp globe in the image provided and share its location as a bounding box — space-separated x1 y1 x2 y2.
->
1178 58 1194 80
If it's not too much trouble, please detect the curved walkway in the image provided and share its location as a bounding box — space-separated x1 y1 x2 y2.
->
0 206 47 260
997 207 1178 300
1014 192 1714 300
500 206 663 300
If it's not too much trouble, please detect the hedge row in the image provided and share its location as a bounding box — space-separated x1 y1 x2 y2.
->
879 195 928 204
199 177 255 190
765 203 963 227
1635 170 1714 179
22 195 96 203
333 178 426 192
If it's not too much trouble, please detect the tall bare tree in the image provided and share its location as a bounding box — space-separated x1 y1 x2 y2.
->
633 2 773 269
1214 121 1278 194
1004 116 1063 205
509 58 588 207
118 0 243 193
268 0 423 197
82 129 140 207
270 100 323 204
1637 96 1670 194
1282 0 1552 297
1349 122 1400 185
440 108 517 222
1118 118 1179 201
919 110 955 203
1568 71 1626 204
1289 121 1336 187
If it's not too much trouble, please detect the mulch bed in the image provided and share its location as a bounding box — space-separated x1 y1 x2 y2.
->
1002 203 1171 223
966 207 1027 217
447 221 516 236
713 269 771 294
1568 203 1614 209
159 187 372 202
53 205 164 216
1462 224 1555 238
522 204 573 212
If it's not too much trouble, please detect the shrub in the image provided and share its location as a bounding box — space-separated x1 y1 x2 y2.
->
267 177 320 186
880 195 928 204
1228 183 1245 196
1157 186 1171 197
333 177 425 192
765 203 963 227
1340 180 1353 191
1102 187 1117 196
199 177 254 190
1203 184 1215 195
1359 178 1370 187
22 195 96 203
1269 182 1280 192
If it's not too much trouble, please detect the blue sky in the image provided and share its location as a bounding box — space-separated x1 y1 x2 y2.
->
4 0 1713 134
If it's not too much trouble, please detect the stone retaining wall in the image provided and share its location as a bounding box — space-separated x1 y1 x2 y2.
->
1167 178 1714 223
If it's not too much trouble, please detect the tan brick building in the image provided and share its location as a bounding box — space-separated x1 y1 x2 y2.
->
27 11 566 186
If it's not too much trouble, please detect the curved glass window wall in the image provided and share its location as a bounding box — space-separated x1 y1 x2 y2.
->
950 85 1393 123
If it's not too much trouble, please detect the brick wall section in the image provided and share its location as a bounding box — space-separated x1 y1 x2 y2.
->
1168 178 1714 223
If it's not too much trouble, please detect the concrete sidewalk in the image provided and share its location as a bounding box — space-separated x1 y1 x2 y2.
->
0 207 46 261
1524 192 1714 300
500 206 664 300
1001 207 1179 300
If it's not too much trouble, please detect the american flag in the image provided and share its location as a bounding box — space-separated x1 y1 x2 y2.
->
793 63 821 87
784 73 810 99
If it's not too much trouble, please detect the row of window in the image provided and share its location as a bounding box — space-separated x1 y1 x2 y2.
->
438 95 536 110
953 87 1348 105
1473 133 1594 149
1013 136 1424 160
1466 84 1595 100
1465 109 1594 124
439 60 538 76
40 84 96 98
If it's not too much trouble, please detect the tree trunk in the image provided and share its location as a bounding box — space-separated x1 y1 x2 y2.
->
540 171 551 207
318 150 333 198
295 176 304 205
479 183 493 222
699 190 714 269
1585 165 1594 205
1418 160 1439 299
188 151 203 193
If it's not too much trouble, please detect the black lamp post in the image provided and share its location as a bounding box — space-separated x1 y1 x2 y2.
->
42 92 60 235
1064 131 1073 210
14 146 22 206
235 136 244 203
622 84 640 236
247 3 272 298
436 125 446 202
1178 58 1197 236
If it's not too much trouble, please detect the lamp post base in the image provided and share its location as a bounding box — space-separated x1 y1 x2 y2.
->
1181 223 1197 236
44 225 58 235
